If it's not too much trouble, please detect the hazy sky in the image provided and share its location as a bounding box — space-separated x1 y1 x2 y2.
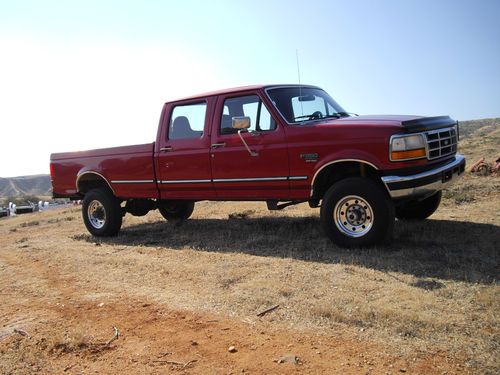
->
1 0 499 177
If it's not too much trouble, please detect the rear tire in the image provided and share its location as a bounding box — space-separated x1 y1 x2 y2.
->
396 191 442 220
82 188 122 236
158 200 194 221
320 177 395 247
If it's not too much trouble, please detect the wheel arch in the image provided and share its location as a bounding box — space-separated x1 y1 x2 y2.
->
311 159 385 200
76 171 115 196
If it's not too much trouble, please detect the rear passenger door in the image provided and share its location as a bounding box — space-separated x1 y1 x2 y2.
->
210 93 290 199
156 99 216 200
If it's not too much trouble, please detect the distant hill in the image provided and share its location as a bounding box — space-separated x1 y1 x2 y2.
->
0 174 52 198
458 118 500 163
459 117 499 138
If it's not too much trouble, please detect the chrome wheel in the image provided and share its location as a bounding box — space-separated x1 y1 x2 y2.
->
87 200 106 229
334 195 374 238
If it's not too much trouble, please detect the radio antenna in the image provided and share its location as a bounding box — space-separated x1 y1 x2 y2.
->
295 49 302 85
296 49 304 116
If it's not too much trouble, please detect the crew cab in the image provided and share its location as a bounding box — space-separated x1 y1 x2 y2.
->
50 85 465 247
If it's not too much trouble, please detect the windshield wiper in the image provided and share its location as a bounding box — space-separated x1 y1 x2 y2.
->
322 112 358 119
322 114 343 119
294 112 358 123
294 114 316 120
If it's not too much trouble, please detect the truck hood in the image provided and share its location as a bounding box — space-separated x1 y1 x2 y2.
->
316 115 456 133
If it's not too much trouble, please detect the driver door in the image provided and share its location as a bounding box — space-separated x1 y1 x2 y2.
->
209 93 290 199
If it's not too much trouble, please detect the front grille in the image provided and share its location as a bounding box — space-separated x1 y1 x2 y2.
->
425 126 458 160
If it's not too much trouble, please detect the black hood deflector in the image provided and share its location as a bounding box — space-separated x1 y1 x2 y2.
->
402 116 456 133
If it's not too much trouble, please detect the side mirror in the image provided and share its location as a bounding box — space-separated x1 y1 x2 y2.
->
231 116 258 157
232 116 251 130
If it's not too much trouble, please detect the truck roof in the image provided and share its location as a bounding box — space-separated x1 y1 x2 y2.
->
168 84 320 103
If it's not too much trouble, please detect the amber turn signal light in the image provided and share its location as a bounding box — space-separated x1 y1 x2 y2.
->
391 148 426 161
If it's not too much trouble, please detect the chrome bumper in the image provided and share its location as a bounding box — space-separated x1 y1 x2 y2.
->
381 154 466 199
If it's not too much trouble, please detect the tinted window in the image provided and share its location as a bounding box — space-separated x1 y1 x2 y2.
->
221 95 276 134
169 102 206 140
267 87 346 124
291 95 327 119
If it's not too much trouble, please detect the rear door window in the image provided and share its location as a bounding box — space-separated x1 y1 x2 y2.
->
168 102 207 140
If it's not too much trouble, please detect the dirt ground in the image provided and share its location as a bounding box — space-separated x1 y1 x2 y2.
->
1 192 498 375
0 209 477 375
1 123 498 374
0 231 455 375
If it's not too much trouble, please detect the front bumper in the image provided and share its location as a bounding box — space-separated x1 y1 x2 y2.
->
381 154 466 199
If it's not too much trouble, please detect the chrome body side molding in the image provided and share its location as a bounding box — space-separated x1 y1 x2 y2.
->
111 180 155 184
157 176 309 184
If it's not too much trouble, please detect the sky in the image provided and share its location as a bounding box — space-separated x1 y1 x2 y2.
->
1 0 499 177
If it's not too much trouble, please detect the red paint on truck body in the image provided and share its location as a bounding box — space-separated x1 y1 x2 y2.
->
51 143 157 199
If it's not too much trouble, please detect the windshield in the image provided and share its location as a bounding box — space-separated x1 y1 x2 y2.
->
266 86 348 124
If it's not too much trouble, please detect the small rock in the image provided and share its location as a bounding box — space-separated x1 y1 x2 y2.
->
277 354 299 364
191 340 198 346
228 346 237 353
97 303 104 307
400 369 407 373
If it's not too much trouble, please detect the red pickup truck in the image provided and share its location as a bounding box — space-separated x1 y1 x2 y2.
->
50 85 465 247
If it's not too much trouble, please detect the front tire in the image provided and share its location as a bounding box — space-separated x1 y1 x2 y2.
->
396 191 442 220
82 188 122 236
320 177 395 247
158 200 194 221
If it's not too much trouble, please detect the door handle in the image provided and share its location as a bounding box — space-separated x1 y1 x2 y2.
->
160 146 173 152
211 142 226 148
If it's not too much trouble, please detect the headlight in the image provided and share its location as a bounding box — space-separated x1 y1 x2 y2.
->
390 134 426 161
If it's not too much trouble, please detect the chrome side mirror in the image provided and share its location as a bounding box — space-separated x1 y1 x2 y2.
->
232 116 251 130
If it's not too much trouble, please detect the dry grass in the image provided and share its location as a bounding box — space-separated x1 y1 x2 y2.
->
0 121 498 374
459 118 500 162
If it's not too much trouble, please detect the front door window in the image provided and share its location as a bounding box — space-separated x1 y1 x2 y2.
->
220 95 276 134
